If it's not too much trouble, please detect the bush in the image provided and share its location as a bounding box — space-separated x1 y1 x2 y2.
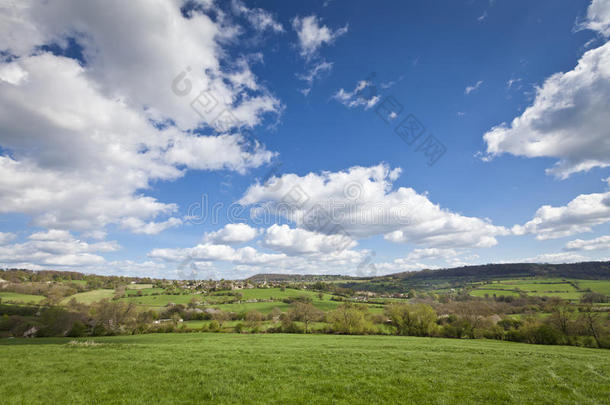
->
208 320 220 332
329 303 373 335
67 321 88 337
385 303 437 337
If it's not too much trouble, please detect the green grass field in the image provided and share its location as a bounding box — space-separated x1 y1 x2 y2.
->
575 280 610 296
237 287 333 301
470 289 521 298
60 289 115 305
0 292 45 304
119 293 205 307
0 333 608 404
125 288 165 296
126 284 154 290
469 278 606 300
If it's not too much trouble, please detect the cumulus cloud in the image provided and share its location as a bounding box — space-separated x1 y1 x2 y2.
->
204 223 260 244
239 164 508 248
292 15 348 59
577 0 610 37
484 0 610 178
148 242 286 266
263 224 356 255
565 235 610 251
513 191 610 239
332 80 380 109
0 229 119 267
0 0 280 235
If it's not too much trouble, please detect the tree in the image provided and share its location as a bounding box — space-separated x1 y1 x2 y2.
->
385 303 437 336
329 303 371 334
187 297 200 309
579 306 603 347
245 310 264 328
211 310 230 327
290 302 322 334
548 304 572 335
89 299 138 335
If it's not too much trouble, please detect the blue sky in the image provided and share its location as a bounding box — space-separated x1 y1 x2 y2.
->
1 0 609 279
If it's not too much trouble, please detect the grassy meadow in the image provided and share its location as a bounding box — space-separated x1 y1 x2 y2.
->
60 289 115 305
0 292 46 305
1 333 608 404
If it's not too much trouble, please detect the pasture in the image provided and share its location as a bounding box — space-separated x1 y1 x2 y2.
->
0 292 46 305
0 333 608 404
60 289 115 305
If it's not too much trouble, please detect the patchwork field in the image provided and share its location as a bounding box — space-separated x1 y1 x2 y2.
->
470 278 610 300
1 333 608 404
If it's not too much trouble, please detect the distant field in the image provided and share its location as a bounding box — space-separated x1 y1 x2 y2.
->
61 289 115 305
125 288 165 296
574 280 610 296
237 287 333 301
0 292 45 304
125 284 154 290
470 289 521 298
120 293 204 307
1 334 608 404
470 278 596 300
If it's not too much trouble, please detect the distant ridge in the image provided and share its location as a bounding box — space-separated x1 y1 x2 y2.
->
248 261 610 284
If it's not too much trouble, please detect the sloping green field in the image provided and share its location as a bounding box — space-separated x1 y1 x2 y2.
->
575 280 610 296
0 333 608 404
60 289 115 305
0 292 45 304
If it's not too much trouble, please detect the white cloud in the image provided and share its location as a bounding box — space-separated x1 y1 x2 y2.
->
239 164 508 248
506 78 522 89
465 80 483 94
332 80 380 109
520 252 587 264
148 242 286 265
204 223 260 244
0 232 16 245
565 235 610 251
404 248 459 261
232 0 284 33
121 217 183 235
0 229 119 267
263 224 356 255
0 0 280 235
484 9 610 178
513 191 610 239
577 0 610 37
292 15 348 60
297 60 333 96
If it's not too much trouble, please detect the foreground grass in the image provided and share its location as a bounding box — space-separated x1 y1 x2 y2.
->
1 334 608 404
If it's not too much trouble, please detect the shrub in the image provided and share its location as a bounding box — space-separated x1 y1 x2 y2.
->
208 320 220 332
385 303 437 337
